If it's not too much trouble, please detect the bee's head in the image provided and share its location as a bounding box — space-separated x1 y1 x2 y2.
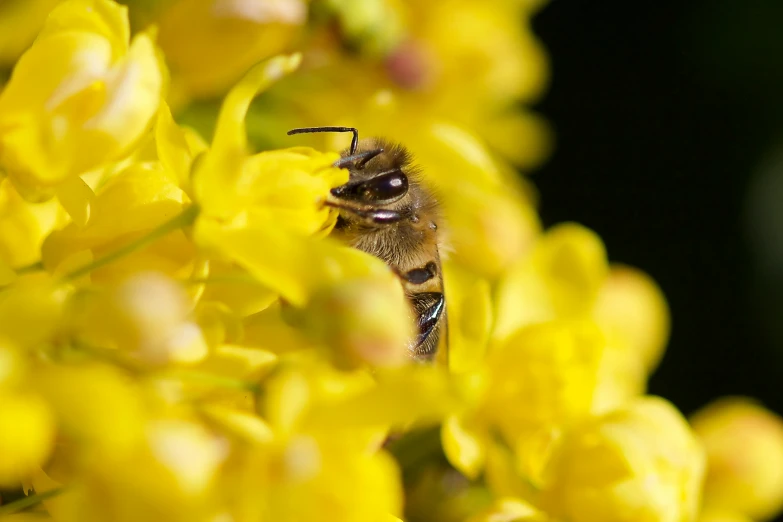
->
329 138 411 207
286 128 416 224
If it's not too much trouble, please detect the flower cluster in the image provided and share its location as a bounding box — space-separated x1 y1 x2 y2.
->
0 1 781 522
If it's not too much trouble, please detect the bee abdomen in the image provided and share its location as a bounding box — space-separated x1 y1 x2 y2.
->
410 291 445 358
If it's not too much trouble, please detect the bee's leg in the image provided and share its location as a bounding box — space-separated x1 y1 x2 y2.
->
409 292 445 356
352 208 407 224
324 201 407 224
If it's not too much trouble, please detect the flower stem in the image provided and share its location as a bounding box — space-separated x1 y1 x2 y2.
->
16 261 44 274
0 488 65 515
163 369 260 393
63 204 200 281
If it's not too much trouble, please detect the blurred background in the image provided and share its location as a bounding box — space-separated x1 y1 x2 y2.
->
532 0 783 423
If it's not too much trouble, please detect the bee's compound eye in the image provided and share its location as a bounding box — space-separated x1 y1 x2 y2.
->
359 171 409 204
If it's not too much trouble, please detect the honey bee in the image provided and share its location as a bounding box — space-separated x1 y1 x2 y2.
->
288 126 447 361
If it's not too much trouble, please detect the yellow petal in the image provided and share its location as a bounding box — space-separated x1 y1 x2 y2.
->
194 217 388 307
199 403 274 443
34 363 145 452
38 0 130 55
54 174 94 226
0 392 56 487
442 415 486 479
444 262 493 373
155 101 194 189
594 264 670 375
541 396 706 522
534 223 608 317
193 53 302 218
467 497 547 522
692 397 783 521
0 276 63 348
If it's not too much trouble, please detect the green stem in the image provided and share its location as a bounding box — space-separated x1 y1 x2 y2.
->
16 261 44 274
185 275 264 286
70 342 258 392
63 204 200 281
163 369 259 393
0 488 65 515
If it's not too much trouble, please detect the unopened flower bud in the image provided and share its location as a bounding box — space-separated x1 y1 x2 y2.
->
691 397 783 521
301 276 414 370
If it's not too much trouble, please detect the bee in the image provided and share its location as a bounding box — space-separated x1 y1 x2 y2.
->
288 126 447 361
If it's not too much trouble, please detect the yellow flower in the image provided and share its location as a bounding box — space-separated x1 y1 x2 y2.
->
697 509 754 522
41 161 195 282
235 433 403 522
34 363 145 453
187 55 425 369
443 319 605 489
74 271 209 365
484 320 605 437
493 225 668 412
0 274 65 349
540 396 705 522
0 339 26 388
0 392 56 487
467 498 550 522
442 260 493 373
240 0 552 168
0 0 163 199
191 54 345 232
691 397 783 521
594 264 670 377
50 417 228 522
0 177 62 269
494 223 609 341
319 107 541 279
0 0 64 66
294 275 415 369
155 0 308 101
225 362 457 522
591 264 670 412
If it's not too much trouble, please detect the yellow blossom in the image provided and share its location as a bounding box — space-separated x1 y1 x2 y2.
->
594 264 670 376
34 363 145 453
155 0 308 101
233 433 403 522
0 177 62 269
294 275 414 369
442 319 605 489
0 0 163 199
73 271 208 365
240 0 552 168
0 0 737 520
0 274 65 348
540 396 705 522
467 498 550 522
0 0 64 66
493 224 668 412
191 54 345 232
0 339 26 388
41 161 195 282
691 397 783 521
0 392 56 487
48 416 228 522
698 509 754 522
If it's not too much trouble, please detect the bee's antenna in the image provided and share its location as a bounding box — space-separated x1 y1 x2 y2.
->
334 148 384 169
287 126 359 155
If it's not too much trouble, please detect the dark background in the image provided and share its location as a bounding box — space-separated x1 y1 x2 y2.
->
532 1 783 421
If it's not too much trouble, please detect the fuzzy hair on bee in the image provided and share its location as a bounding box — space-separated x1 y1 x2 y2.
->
288 126 448 361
